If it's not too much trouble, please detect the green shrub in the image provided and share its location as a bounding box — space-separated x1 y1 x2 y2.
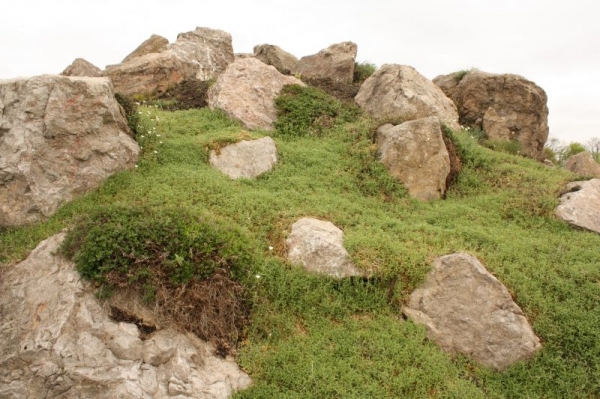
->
483 138 523 156
274 84 359 137
353 62 377 83
114 93 140 135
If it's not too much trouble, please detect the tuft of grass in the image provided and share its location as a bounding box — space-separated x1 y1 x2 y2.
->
353 61 377 83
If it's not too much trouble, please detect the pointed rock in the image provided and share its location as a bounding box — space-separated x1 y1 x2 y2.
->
121 34 169 63
61 58 102 77
556 179 600 233
253 44 298 75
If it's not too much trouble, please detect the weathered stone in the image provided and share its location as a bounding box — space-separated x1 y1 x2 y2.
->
295 42 357 83
286 217 362 278
122 34 169 63
432 71 465 100
403 253 541 371
0 233 251 398
556 179 600 233
253 44 299 75
438 70 549 160
355 64 460 129
564 151 600 178
376 117 450 201
61 58 102 77
207 57 304 130
209 136 278 179
104 27 234 96
0 75 139 227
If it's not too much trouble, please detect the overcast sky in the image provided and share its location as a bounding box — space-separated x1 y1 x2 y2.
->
1 0 598 144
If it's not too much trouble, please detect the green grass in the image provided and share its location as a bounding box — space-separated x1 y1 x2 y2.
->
1 94 599 398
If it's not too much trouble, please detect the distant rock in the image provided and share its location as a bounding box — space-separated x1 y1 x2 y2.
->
564 151 600 178
555 179 600 233
286 217 362 278
376 117 450 201
253 44 298 75
0 233 251 398
121 34 169 63
295 42 357 83
61 58 102 77
0 75 139 227
355 64 460 130
434 70 549 160
431 71 465 99
403 253 542 371
104 27 234 96
207 57 304 130
209 136 278 179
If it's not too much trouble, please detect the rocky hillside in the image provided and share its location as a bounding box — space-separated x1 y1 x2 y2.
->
1 27 599 398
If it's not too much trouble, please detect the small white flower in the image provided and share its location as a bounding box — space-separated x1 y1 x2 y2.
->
138 111 142 114
140 135 144 138
154 150 158 154
160 141 163 144
268 246 273 251
255 274 261 279
135 165 138 168
156 134 160 137
147 131 151 134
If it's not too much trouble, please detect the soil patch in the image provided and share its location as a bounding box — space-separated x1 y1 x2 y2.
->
303 77 361 103
156 79 210 110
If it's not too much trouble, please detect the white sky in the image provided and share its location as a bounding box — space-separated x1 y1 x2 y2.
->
1 0 598 145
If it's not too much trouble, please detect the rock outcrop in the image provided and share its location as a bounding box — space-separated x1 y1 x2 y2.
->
253 44 298 75
207 57 304 130
295 42 357 83
355 64 459 129
564 151 600 177
104 27 234 96
122 34 169 63
434 70 549 160
61 58 102 77
0 75 139 227
403 253 541 371
376 117 450 201
209 136 278 179
555 179 600 233
0 233 251 398
286 217 362 278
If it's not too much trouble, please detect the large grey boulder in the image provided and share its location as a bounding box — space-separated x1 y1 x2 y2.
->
61 58 102 77
355 64 460 130
207 57 304 130
564 151 600 178
209 136 278 179
295 42 357 83
104 27 234 96
0 233 251 398
253 44 298 75
376 117 450 201
0 75 140 227
434 70 549 160
286 217 362 278
403 253 541 371
555 179 600 233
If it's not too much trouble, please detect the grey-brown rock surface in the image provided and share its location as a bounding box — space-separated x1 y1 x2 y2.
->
564 151 600 178
355 64 459 129
403 253 541 371
209 136 277 179
121 34 169 63
376 117 450 201
286 217 362 278
207 57 304 130
61 58 102 77
0 75 139 227
435 70 549 160
295 42 357 83
104 27 234 96
253 44 298 75
555 179 600 233
0 233 251 398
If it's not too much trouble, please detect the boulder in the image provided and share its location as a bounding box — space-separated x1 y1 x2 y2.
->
376 117 450 201
286 217 362 278
295 42 357 83
435 70 549 160
564 151 600 178
253 44 298 75
61 58 102 77
403 253 541 371
431 71 465 100
0 233 251 398
104 27 234 96
355 64 460 130
121 34 169 63
0 75 139 227
555 179 600 233
209 136 278 179
207 57 304 130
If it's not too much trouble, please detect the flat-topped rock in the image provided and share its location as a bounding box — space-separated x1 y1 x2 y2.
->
209 136 278 179
555 179 600 233
295 42 357 83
